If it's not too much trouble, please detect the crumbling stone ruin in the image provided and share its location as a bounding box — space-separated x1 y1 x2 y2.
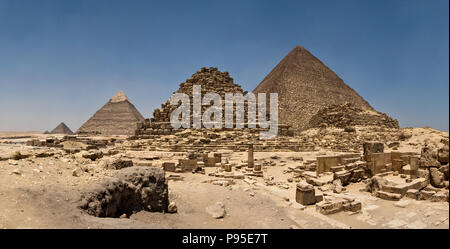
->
296 182 318 205
146 67 246 130
79 167 169 218
2 46 447 229
49 122 74 135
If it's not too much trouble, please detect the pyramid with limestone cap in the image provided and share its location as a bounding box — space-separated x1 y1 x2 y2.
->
77 90 145 135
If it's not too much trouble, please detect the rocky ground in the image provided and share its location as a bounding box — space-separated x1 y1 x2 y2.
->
0 128 448 229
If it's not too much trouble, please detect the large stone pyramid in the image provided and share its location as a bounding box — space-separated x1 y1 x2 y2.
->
78 90 145 135
253 46 376 132
136 67 247 135
151 67 245 125
49 122 74 134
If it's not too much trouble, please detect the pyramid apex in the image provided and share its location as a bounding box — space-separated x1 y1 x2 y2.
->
110 90 129 103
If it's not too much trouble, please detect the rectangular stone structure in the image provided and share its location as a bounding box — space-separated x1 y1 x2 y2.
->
409 156 419 179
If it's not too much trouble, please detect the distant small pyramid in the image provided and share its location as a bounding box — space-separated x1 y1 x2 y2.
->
77 90 145 135
49 122 74 134
253 46 375 132
110 90 129 103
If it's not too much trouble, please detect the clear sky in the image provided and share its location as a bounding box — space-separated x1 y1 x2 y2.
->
0 0 448 132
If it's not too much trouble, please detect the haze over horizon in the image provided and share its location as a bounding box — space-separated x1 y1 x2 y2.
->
0 0 448 132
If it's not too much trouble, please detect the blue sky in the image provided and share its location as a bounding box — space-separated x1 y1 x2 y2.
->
0 0 448 131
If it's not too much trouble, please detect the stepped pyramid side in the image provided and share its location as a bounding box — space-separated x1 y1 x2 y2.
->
135 67 293 136
78 91 145 135
253 46 376 132
50 122 74 134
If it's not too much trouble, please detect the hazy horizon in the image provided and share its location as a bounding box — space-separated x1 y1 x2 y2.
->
0 0 448 132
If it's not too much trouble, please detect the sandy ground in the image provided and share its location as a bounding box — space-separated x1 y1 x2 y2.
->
0 128 448 229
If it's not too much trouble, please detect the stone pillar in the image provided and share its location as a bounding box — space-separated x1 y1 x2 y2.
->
248 144 254 168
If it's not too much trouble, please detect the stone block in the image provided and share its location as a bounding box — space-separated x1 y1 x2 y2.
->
80 167 168 217
376 190 402 201
105 158 133 170
204 157 219 167
331 166 345 173
178 159 198 172
363 142 384 160
418 190 435 200
368 153 391 175
405 189 418 199
224 164 232 172
438 145 449 164
162 162 176 172
254 162 262 171
315 200 345 215
316 153 359 174
135 161 153 167
334 170 352 186
296 182 316 205
391 151 402 161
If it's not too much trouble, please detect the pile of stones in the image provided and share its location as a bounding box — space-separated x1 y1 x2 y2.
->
79 166 169 217
134 67 294 138
308 103 399 129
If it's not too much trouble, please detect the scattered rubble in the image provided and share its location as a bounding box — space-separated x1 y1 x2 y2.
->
206 202 226 219
79 167 169 217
